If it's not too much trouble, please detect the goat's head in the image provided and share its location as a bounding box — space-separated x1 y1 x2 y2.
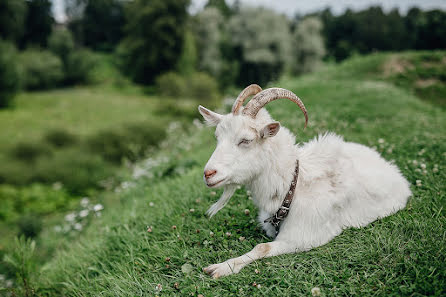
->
198 84 308 188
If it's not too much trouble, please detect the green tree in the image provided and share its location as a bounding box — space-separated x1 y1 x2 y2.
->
22 0 54 48
228 7 293 86
117 0 190 84
82 0 125 51
0 0 27 45
292 17 326 75
0 40 20 108
205 0 231 18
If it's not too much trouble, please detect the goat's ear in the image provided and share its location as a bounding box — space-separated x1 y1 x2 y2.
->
198 105 222 126
260 122 280 138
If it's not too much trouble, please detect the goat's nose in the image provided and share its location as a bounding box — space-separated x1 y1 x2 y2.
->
204 169 217 179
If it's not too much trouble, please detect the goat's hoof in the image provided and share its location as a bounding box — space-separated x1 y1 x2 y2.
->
203 262 235 279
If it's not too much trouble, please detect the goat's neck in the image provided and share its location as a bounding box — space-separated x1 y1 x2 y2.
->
246 132 299 214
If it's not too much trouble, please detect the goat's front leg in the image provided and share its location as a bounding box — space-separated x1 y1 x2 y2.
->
203 241 296 278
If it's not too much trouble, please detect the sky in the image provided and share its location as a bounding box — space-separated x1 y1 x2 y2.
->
52 0 446 22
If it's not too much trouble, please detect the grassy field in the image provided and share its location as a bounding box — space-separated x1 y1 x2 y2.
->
3 51 446 296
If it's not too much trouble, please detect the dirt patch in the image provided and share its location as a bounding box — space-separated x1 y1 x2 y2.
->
415 78 440 88
382 56 414 77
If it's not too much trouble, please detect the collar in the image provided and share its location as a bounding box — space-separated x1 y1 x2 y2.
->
264 159 299 236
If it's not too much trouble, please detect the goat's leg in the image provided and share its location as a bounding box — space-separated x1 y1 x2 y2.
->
203 241 296 278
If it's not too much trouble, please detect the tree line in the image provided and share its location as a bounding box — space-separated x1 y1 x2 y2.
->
1 0 445 108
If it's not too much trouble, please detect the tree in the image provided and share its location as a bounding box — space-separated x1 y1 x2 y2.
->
193 7 224 78
82 0 125 51
0 40 20 108
292 17 326 75
117 0 190 84
205 0 231 18
0 0 27 45
22 0 54 48
228 7 293 86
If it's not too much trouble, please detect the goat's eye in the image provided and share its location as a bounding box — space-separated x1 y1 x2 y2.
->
238 138 252 146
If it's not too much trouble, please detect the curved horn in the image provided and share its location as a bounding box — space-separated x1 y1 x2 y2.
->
231 84 262 114
243 88 308 128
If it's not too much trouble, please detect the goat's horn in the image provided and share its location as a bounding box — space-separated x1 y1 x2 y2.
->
231 84 262 114
243 88 308 128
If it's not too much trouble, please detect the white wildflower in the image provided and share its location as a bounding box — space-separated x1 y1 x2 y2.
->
416 180 422 187
244 209 250 215
5 280 13 288
378 138 385 144
0 274 5 281
74 223 82 231
209 231 214 237
65 213 76 222
420 163 426 169
79 209 89 218
54 225 62 232
225 232 232 237
189 208 195 213
93 204 104 212
149 202 154 207
256 284 262 289
239 236 245 241
210 191 216 196
412 160 418 165
155 283 162 292
311 287 321 296
80 197 90 207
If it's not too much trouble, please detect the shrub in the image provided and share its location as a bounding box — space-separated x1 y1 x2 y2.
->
45 129 78 147
155 72 187 98
48 28 75 63
17 214 42 238
87 121 167 164
18 49 64 90
156 71 220 104
0 40 20 108
64 49 97 85
11 141 52 163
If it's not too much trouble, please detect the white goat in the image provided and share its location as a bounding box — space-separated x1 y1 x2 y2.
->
198 84 411 278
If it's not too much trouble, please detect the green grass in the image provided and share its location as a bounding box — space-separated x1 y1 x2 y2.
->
4 52 446 296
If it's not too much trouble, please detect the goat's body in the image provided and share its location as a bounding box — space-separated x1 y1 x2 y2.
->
255 132 411 247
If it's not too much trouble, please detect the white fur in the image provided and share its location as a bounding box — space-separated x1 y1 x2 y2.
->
198 105 411 278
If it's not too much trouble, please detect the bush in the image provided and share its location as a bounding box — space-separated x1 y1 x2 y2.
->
18 49 64 90
0 40 20 108
155 72 187 98
87 121 167 164
64 49 97 85
11 141 52 163
48 28 75 63
45 129 78 147
17 214 42 238
156 71 220 104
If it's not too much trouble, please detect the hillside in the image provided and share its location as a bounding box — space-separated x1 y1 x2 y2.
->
6 52 446 296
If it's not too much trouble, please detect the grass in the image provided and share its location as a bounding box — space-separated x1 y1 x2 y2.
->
3 51 446 296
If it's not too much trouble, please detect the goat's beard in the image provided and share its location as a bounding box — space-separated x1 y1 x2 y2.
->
206 184 237 218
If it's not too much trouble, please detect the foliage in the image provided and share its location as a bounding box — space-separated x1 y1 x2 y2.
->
44 129 78 148
81 0 125 51
227 7 293 86
320 7 446 61
156 71 220 104
3 237 37 296
205 0 232 18
11 142 52 163
21 0 54 48
17 215 43 239
292 17 326 75
18 49 64 90
0 184 73 223
64 49 98 85
0 0 27 44
48 29 75 63
193 7 225 79
0 40 20 108
176 30 198 76
117 0 190 84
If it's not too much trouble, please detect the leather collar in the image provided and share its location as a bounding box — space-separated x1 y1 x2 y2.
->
264 159 299 236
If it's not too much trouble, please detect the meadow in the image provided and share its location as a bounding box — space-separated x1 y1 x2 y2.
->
2 51 445 296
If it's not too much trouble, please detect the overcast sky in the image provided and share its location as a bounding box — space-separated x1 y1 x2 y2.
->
52 0 446 22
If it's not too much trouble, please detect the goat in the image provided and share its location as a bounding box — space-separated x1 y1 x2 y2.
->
198 84 411 278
